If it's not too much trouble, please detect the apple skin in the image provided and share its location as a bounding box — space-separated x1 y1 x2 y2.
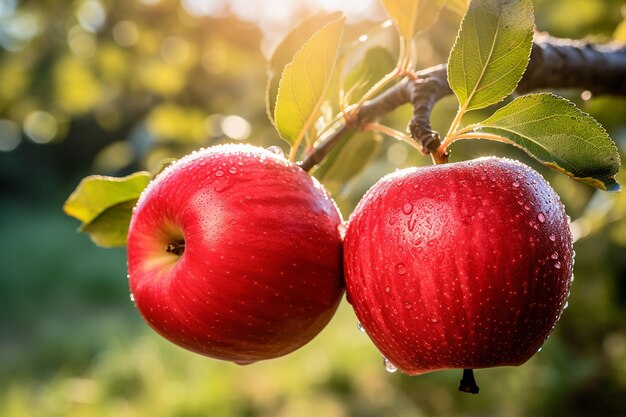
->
127 144 344 363
344 157 573 375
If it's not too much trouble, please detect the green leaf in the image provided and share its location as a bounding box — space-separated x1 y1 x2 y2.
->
381 0 446 39
344 47 396 104
478 93 621 191
63 172 151 246
313 130 382 195
80 200 136 247
266 12 342 128
448 0 534 112
274 16 345 147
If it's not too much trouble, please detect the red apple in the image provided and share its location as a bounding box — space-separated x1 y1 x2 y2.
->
127 144 344 363
344 157 573 388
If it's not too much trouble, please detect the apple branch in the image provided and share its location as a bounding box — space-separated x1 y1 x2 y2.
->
298 35 626 172
518 33 626 95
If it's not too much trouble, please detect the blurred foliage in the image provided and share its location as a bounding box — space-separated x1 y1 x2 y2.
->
1 0 626 416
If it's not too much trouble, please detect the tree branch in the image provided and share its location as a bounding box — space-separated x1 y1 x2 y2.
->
299 35 626 172
519 33 626 95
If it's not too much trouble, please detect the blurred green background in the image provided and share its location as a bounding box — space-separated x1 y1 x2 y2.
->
2 0 626 416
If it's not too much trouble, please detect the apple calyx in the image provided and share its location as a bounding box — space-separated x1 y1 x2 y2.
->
165 240 185 256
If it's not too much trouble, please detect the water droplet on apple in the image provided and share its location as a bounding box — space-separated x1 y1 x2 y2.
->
130 293 135 302
229 219 237 225
357 322 365 332
537 212 546 223
229 167 238 174
404 302 413 310
524 205 531 211
402 203 413 215
430 317 438 323
551 252 558 260
537 347 543 353
337 222 347 239
244 194 252 200
383 356 397 373
385 286 391 293
554 261 561 269
563 300 569 309
512 181 520 188
570 274 575 283
266 146 284 157
549 234 556 242
395 263 407 275
215 170 224 177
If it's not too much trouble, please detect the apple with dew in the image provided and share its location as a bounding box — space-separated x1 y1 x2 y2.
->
343 157 573 393
127 144 344 364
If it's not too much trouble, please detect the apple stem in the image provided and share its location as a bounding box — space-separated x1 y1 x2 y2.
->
166 240 185 256
458 369 480 394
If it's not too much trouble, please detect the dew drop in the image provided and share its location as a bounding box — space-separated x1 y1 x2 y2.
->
266 146 284 156
524 205 531 211
215 170 224 177
512 181 520 188
402 202 413 215
549 234 556 242
229 167 238 174
563 301 569 310
337 222 347 239
357 322 365 332
385 286 391 293
244 194 252 200
537 347 543 353
537 212 546 223
229 219 237 225
383 357 397 373
554 261 561 269
570 274 575 283
430 317 438 323
551 252 558 260
395 263 407 275
130 293 135 302
404 302 413 310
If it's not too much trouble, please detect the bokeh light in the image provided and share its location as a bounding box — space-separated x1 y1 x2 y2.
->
23 111 58 144
76 0 107 33
112 20 139 47
221 115 251 140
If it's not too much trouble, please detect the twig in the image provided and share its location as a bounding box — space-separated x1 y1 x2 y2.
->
299 35 626 172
